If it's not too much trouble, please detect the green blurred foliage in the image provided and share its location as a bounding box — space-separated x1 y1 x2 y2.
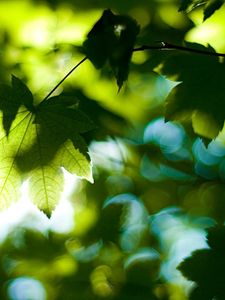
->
0 0 225 300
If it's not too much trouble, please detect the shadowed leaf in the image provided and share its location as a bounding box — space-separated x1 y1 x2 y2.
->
0 84 22 136
178 226 225 300
178 0 224 20
179 0 193 11
11 75 34 111
204 0 224 20
159 43 225 140
83 9 116 69
83 9 139 90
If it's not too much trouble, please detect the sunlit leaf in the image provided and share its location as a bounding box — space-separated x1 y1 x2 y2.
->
0 110 31 209
0 81 94 215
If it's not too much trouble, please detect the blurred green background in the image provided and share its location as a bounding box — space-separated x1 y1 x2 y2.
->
0 0 225 299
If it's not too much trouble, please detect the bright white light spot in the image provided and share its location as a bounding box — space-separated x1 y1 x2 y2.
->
49 199 74 233
114 24 126 37
47 168 78 233
0 168 79 241
8 277 46 300
21 17 54 48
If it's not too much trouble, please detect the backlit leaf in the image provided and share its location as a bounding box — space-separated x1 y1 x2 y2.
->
0 82 94 215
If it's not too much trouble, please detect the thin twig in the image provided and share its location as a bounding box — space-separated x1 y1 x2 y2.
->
42 56 87 102
133 42 225 57
42 42 225 102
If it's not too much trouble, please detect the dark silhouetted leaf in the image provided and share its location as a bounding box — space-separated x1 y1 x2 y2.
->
204 0 224 20
178 225 225 300
207 225 225 253
178 0 224 20
0 83 23 136
83 9 116 69
11 75 34 111
179 0 206 12
109 14 140 90
83 9 140 90
179 0 193 11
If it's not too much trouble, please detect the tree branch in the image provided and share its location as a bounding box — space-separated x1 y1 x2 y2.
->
133 42 225 57
43 42 225 102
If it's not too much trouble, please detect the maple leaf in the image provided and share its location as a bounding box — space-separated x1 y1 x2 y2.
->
0 74 34 136
0 77 95 216
159 43 225 140
83 9 140 90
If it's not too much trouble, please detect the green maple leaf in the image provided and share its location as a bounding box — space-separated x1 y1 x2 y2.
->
83 9 140 90
0 77 95 216
159 43 225 140
0 75 34 136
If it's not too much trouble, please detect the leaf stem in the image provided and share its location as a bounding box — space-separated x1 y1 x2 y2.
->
43 42 225 101
42 56 87 102
133 42 225 57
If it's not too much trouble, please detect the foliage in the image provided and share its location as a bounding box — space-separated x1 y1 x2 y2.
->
178 226 225 299
0 1 225 300
159 42 225 139
0 76 94 215
179 0 225 20
83 9 139 90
